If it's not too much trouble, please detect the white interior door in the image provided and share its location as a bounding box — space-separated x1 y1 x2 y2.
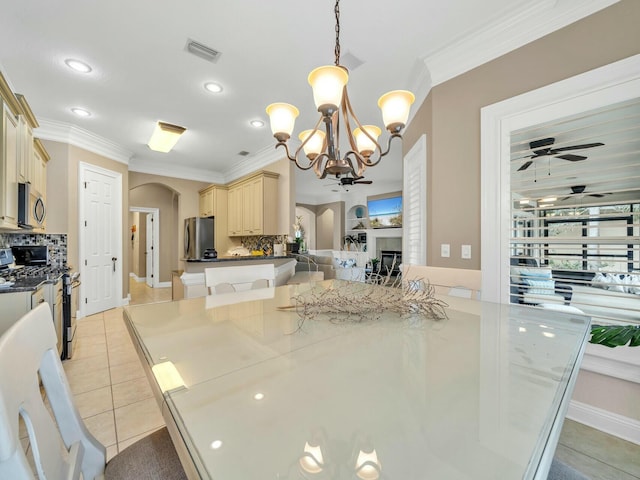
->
146 213 154 287
81 165 121 316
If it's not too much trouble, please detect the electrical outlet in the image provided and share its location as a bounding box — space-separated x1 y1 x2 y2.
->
461 245 471 259
441 244 450 258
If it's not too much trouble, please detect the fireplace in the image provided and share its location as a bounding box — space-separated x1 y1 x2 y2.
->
380 250 402 275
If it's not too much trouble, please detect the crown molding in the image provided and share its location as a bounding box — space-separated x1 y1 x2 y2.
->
129 158 225 184
422 0 619 88
223 143 293 184
35 118 133 165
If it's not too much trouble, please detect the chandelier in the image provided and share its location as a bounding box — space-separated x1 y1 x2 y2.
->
266 0 415 180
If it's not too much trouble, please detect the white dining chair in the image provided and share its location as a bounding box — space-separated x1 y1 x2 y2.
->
0 303 186 480
205 263 276 294
401 264 482 300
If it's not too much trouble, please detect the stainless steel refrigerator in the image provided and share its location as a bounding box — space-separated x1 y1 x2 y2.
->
184 217 214 259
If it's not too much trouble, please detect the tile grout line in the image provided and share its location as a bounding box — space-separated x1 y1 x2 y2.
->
558 440 640 479
102 312 120 456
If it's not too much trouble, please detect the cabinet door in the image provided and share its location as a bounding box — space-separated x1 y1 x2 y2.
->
228 185 243 236
17 116 33 184
199 189 214 217
1 105 19 228
242 178 263 235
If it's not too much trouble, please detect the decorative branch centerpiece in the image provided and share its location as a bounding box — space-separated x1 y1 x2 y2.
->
290 279 448 325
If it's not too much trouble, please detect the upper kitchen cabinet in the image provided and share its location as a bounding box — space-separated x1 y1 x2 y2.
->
198 184 229 253
15 94 39 191
0 99 19 230
30 138 49 232
227 171 279 236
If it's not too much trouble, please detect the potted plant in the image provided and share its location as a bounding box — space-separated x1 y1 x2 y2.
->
589 324 640 347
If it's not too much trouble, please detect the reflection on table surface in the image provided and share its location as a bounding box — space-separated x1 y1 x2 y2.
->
124 280 590 480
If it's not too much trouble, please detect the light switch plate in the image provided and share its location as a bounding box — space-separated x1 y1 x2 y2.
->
461 245 471 259
441 244 450 258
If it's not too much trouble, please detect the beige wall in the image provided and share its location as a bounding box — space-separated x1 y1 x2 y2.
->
314 201 345 250
129 171 209 270
403 0 640 422
404 0 640 269
44 140 130 297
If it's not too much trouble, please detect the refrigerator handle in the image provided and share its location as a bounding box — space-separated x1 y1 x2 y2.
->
184 222 190 257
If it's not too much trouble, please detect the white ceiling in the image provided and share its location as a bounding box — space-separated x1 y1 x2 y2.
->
0 0 617 202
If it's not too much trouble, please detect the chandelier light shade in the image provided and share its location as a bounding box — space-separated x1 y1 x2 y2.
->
266 0 414 180
265 103 299 141
298 129 326 160
147 121 187 153
378 90 416 132
308 66 349 113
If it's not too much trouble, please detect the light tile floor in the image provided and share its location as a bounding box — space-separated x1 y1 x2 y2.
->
60 280 171 460
22 280 640 478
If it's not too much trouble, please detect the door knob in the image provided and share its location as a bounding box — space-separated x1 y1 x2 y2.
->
112 257 117 272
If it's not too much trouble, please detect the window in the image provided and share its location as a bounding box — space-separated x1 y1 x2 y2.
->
509 97 640 324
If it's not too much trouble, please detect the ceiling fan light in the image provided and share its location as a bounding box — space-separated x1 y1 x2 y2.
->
298 129 325 160
378 90 415 132
354 125 381 157
308 66 348 115
147 121 186 153
266 103 299 141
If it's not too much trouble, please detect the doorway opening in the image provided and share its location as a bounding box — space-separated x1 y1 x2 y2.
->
129 207 160 288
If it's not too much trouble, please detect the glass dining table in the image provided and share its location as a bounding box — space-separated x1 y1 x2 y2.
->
123 280 590 480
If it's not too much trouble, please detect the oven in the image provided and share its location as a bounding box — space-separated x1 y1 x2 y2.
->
62 272 80 359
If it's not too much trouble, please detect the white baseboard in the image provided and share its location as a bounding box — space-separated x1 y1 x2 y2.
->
567 400 640 446
157 281 171 288
129 274 146 283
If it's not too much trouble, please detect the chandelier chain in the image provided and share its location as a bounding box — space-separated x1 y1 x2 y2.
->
334 0 340 66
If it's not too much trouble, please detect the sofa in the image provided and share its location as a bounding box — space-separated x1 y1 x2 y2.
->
568 283 640 323
510 258 570 305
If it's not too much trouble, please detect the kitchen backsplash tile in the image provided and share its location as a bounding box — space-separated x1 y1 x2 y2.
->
0 233 67 266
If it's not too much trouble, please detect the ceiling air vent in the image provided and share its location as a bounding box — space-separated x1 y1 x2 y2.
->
238 151 250 157
185 39 221 63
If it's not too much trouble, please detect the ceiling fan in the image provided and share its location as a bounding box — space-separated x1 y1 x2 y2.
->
325 176 373 190
517 137 604 171
560 185 611 200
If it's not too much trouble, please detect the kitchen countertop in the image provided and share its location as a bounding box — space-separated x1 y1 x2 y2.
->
0 274 64 294
185 254 293 263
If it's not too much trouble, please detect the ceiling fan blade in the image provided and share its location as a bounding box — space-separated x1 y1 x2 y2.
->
556 154 587 162
588 193 611 197
517 160 533 171
354 180 373 184
560 196 571 201
529 137 555 149
548 142 604 153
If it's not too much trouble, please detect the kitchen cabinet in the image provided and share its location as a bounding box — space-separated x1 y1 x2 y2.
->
30 139 49 232
15 95 39 188
198 184 229 254
227 171 279 237
0 100 19 230
17 116 33 184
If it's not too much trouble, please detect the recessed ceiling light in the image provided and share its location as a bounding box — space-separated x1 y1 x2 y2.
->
71 107 91 117
204 82 223 93
65 59 92 73
250 120 264 128
210 440 223 450
253 392 265 400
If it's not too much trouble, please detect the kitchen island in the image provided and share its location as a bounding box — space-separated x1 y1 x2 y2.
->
181 255 296 298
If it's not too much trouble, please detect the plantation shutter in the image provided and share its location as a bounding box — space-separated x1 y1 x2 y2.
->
403 135 427 265
509 97 640 325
